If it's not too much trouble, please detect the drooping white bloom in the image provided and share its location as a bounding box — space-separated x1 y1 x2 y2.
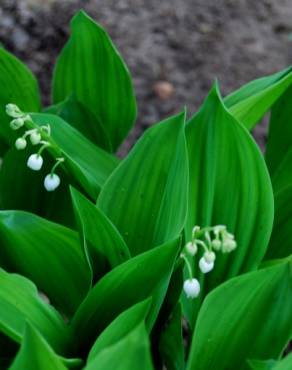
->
199 256 214 273
30 131 42 145
222 239 237 253
211 239 221 251
186 241 198 256
10 118 25 130
183 278 200 298
44 173 60 191
203 250 216 263
6 104 23 118
15 138 27 150
27 154 43 171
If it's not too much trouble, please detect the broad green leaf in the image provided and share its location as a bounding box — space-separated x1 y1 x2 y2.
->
186 259 292 370
248 354 292 370
0 268 69 354
265 85 292 177
224 67 292 130
45 95 111 151
30 113 118 200
265 185 292 260
71 238 180 353
52 10 137 151
0 211 90 316
85 323 154 370
9 324 67 370
271 149 292 194
0 48 41 152
70 187 130 280
87 298 151 362
98 112 188 256
159 303 184 370
185 84 274 326
0 148 75 228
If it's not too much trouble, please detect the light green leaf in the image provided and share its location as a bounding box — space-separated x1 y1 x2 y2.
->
9 324 67 370
52 10 137 151
186 259 292 370
265 84 292 177
30 113 118 200
0 211 91 316
0 268 69 354
98 112 188 256
159 303 184 370
71 238 180 353
70 187 130 280
224 67 292 130
0 48 41 152
45 95 111 151
185 84 274 326
87 298 151 362
85 323 154 370
248 354 292 370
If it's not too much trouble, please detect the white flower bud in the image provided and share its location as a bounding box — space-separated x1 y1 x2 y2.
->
30 131 42 145
10 118 24 130
44 173 60 192
6 104 23 118
183 278 200 298
211 239 221 251
204 251 216 263
27 154 43 171
222 239 237 253
186 242 197 256
199 257 214 273
15 137 27 150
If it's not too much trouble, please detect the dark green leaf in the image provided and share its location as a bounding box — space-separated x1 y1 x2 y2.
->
224 67 292 130
0 48 41 152
87 298 151 362
71 238 180 353
70 187 130 279
98 112 188 256
52 10 137 151
248 354 292 370
186 259 292 370
185 84 274 327
0 211 90 316
84 323 154 370
0 268 69 354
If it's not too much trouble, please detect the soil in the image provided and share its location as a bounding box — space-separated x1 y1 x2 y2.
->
0 0 291 152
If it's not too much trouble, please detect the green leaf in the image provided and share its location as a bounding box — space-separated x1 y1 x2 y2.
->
30 113 118 200
185 84 274 326
265 185 292 260
71 238 180 353
98 112 188 256
9 324 67 370
87 298 151 362
52 10 137 151
70 187 130 280
248 354 292 370
158 303 184 370
224 67 292 130
0 268 69 354
45 95 111 151
265 84 292 177
0 48 41 152
84 323 154 370
186 259 292 370
270 149 292 194
0 211 91 316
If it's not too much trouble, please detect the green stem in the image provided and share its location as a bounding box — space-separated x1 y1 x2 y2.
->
180 253 193 280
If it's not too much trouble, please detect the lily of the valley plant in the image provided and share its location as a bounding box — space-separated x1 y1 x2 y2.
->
0 10 291 370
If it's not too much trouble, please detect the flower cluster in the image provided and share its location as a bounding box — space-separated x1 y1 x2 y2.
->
6 104 64 192
181 225 237 299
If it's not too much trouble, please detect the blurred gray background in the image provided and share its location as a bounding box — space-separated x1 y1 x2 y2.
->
0 0 291 150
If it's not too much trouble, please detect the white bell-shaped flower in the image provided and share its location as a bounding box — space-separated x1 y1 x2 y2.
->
203 251 216 263
6 104 23 118
183 278 200 298
30 131 42 145
199 256 214 273
15 138 27 150
186 241 198 256
27 154 43 171
44 173 60 192
222 239 237 253
10 118 24 130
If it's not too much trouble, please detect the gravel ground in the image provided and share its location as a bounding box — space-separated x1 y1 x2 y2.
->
0 0 291 151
